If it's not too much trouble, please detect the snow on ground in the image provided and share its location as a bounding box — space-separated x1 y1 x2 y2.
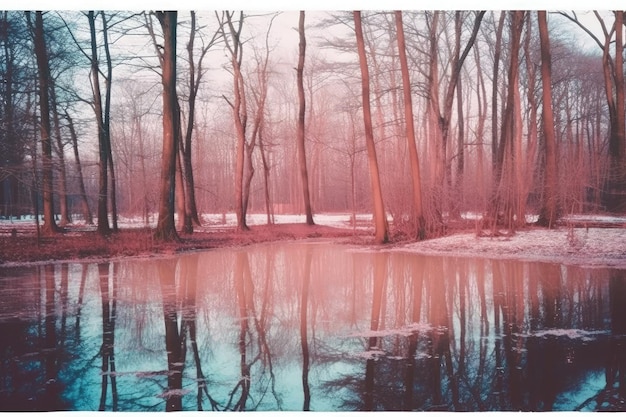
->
200 212 373 229
394 226 626 269
2 212 625 269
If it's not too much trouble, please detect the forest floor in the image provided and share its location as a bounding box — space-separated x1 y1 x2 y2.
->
1 212 625 268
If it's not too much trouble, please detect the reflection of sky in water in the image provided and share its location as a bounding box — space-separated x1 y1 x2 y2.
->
0 242 622 411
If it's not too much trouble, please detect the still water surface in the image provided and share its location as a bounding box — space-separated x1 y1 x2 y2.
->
0 241 625 411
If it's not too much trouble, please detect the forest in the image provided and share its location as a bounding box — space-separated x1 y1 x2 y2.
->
0 10 625 244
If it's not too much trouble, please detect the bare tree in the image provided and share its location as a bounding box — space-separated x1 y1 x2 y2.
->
87 11 111 235
536 11 560 227
559 11 626 212
180 11 220 228
63 110 93 224
354 11 388 244
219 11 249 231
490 11 526 231
491 11 506 172
101 12 118 232
296 11 315 225
153 11 180 241
29 11 59 235
395 10 426 240
426 11 485 228
50 77 71 226
247 14 277 225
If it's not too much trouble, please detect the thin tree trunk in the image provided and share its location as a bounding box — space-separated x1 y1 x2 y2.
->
296 11 314 225
395 10 426 239
474 44 488 211
65 111 92 224
176 136 188 232
87 11 110 235
176 100 193 234
354 11 388 244
608 11 625 212
454 69 465 217
183 11 203 226
491 11 506 173
258 123 273 224
537 11 559 227
31 11 59 235
492 11 525 231
50 86 70 226
101 12 117 232
221 11 249 231
154 11 180 241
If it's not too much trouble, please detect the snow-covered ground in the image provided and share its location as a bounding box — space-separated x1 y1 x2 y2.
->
394 224 626 269
1 212 625 269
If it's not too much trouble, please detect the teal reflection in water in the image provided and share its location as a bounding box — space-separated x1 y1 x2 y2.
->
0 242 623 411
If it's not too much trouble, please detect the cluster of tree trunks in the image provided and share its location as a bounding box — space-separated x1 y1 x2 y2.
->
1 10 625 244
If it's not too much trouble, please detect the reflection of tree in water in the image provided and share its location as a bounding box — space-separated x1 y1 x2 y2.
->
597 270 626 410
0 245 622 411
98 263 118 410
318 254 615 411
220 250 281 411
0 265 70 411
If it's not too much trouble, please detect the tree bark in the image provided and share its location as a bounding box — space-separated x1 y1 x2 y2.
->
101 12 117 232
183 11 203 226
64 111 93 224
50 84 70 226
608 11 625 212
491 11 525 230
537 11 559 227
296 11 315 225
87 11 110 235
221 11 249 231
395 10 426 239
354 11 388 244
154 11 180 242
491 11 506 173
31 11 59 235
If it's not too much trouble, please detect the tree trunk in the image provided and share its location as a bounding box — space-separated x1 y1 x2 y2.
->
65 111 93 224
491 11 506 173
296 11 315 225
429 11 485 229
537 11 559 227
354 11 388 244
491 11 525 230
221 11 249 231
87 11 110 235
31 11 59 235
607 11 626 212
395 10 426 239
183 11 202 226
258 123 273 225
154 11 180 242
101 12 117 232
50 85 70 226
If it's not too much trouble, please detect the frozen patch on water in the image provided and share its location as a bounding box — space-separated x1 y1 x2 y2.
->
157 389 191 399
346 322 439 339
353 348 386 361
515 328 609 341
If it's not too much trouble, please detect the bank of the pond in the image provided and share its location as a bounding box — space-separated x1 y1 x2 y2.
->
1 216 625 269
0 223 365 267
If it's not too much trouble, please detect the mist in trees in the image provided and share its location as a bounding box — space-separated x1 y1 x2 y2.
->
1 10 624 243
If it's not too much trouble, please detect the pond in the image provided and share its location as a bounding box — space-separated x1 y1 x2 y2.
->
0 241 624 411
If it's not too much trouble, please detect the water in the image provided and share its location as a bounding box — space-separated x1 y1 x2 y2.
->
0 241 624 411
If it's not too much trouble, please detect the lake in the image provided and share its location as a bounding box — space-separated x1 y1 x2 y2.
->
0 241 624 411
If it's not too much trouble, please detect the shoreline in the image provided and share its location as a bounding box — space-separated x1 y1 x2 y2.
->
2 220 625 270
